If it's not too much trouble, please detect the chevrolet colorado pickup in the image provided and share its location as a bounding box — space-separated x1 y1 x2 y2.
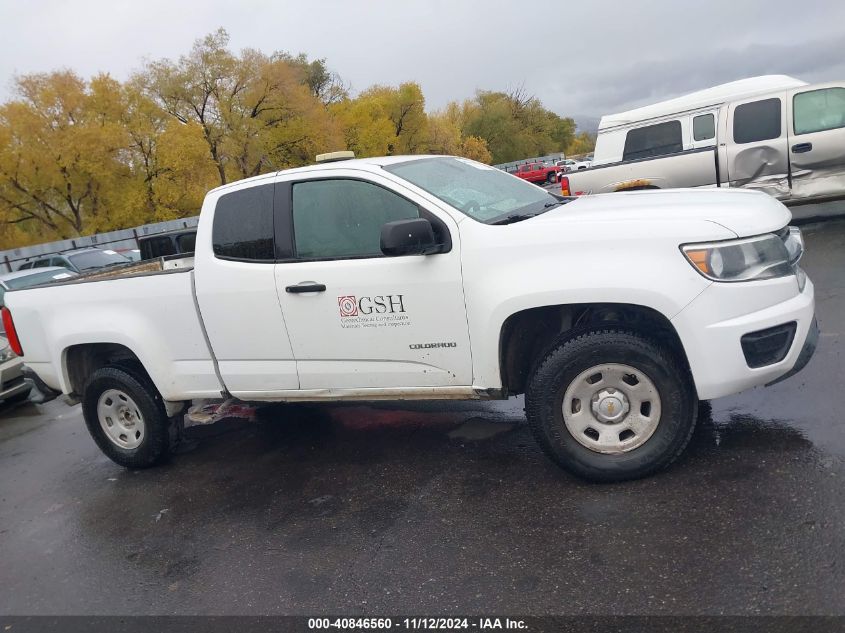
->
2 155 817 481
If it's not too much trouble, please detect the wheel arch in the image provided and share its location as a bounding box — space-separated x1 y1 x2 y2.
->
63 342 157 400
498 302 691 396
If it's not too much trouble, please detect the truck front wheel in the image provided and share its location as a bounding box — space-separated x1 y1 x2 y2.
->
525 329 697 482
82 366 173 469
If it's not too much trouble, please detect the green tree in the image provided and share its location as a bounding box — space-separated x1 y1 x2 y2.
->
566 131 596 156
459 89 575 163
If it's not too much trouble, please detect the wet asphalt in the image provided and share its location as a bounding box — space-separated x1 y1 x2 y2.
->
0 217 843 617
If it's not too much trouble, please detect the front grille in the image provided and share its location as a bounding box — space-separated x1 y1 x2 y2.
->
741 322 797 368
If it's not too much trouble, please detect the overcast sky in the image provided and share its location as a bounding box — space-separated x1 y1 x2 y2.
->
1 0 844 128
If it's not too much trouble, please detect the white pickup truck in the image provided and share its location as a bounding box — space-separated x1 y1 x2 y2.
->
2 155 817 481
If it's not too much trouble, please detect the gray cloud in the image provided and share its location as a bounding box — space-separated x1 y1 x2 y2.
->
553 35 845 116
1 0 842 128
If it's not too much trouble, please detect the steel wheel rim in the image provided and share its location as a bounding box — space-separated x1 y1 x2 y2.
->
97 389 145 450
562 363 662 454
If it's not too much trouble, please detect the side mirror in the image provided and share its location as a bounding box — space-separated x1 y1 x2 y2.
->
380 218 438 256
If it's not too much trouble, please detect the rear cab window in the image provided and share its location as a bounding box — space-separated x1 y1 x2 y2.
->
212 184 275 262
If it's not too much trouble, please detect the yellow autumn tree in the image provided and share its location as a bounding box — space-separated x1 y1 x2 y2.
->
0 29 586 250
0 71 128 243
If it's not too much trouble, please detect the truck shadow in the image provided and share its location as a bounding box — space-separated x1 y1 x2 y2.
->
178 398 827 477
64 397 844 614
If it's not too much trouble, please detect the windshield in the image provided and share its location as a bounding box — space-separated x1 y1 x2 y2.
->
384 157 564 223
68 249 128 271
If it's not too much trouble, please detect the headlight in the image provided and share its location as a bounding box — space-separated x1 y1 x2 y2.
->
0 345 15 363
783 226 804 264
682 232 797 282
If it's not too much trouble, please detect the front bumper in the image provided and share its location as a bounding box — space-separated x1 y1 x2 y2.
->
672 275 816 400
765 317 818 387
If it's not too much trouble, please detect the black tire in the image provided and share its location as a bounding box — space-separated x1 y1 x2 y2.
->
82 366 172 469
546 172 556 184
525 329 697 482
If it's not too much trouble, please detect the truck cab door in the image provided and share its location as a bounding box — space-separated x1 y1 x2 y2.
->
193 179 299 396
787 83 845 201
726 92 790 199
272 172 472 391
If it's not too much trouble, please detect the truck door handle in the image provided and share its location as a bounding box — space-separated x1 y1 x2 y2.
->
791 142 813 153
285 282 326 293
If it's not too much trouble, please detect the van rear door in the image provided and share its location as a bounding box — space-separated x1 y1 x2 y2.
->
787 82 845 201
726 92 790 199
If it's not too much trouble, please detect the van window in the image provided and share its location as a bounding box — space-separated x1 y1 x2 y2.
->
623 120 683 161
733 98 781 144
212 184 275 262
793 87 845 135
693 114 715 141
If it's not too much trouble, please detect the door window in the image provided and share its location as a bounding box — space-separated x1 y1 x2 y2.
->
292 179 420 260
32 259 52 268
693 113 715 141
733 98 781 144
793 87 845 135
212 184 275 262
623 120 683 161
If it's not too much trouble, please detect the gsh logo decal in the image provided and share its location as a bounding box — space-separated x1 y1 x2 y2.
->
338 296 358 317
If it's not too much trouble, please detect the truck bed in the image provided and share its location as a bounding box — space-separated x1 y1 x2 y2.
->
4 253 219 401
68 254 195 285
566 147 719 195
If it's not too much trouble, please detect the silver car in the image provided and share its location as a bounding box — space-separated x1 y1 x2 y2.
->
0 335 30 403
0 266 77 307
0 267 77 403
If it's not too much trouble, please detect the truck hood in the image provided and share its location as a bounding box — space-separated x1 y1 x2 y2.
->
542 188 791 237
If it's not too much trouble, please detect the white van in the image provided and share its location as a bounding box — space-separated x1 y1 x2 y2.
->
562 75 845 203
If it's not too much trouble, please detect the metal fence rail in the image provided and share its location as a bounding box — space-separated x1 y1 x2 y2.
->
493 153 566 172
0 216 200 272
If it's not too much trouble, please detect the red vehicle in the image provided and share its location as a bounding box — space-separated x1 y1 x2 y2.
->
512 162 560 185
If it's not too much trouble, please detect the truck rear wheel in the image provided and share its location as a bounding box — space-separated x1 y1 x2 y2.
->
525 329 697 482
82 366 173 469
546 172 556 184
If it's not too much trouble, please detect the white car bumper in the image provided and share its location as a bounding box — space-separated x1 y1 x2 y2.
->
672 274 816 400
0 355 31 401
